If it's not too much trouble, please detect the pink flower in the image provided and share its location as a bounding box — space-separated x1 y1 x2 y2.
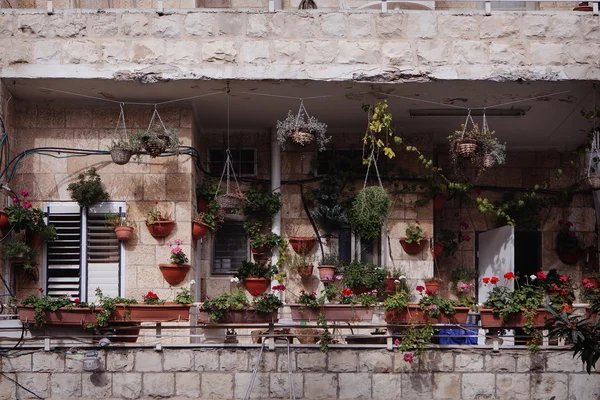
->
323 275 333 281
462 234 471 242
23 201 32 209
429 304 438 310
175 239 183 245
403 353 414 363
11 196 17 202
167 241 172 246
459 283 469 291
335 275 343 281
394 338 400 347
21 189 29 197
416 285 425 293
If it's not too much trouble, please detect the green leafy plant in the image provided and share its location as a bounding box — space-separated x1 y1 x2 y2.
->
393 323 434 359
142 291 165 305
383 290 410 311
451 265 479 293
285 253 314 277
91 288 137 328
417 289 456 319
437 229 458 257
145 202 171 225
234 261 278 281
196 177 222 201
276 109 330 152
105 213 134 227
312 175 348 233
242 187 281 220
341 261 386 294
2 240 38 271
317 311 331 352
403 222 425 244
67 168 109 208
5 190 57 241
253 292 284 314
202 290 249 322
108 137 140 154
21 294 76 328
175 287 194 304
347 186 391 241
298 289 320 309
194 200 225 231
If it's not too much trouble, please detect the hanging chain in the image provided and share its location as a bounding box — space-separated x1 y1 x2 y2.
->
460 109 475 140
113 103 128 140
215 81 242 199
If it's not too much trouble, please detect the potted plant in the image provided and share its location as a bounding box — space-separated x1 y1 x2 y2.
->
276 106 330 151
158 239 190 285
384 267 406 292
145 202 175 238
106 212 135 242
196 177 221 213
193 200 224 240
290 288 375 323
234 261 278 296
0 208 9 231
400 222 428 255
556 219 585 265
130 124 180 158
67 168 110 208
198 287 283 324
5 189 56 248
416 286 469 324
107 138 140 165
450 265 478 296
318 254 340 281
217 190 246 220
286 253 315 279
341 260 386 294
288 236 317 255
2 239 38 270
448 122 483 160
19 294 96 328
311 175 348 234
479 134 506 169
112 289 192 323
347 186 391 242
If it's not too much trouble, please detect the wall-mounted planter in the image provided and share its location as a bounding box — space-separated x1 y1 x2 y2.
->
147 220 175 238
399 238 428 255
298 265 314 279
158 263 190 285
558 250 582 265
478 308 549 328
192 221 210 240
432 242 444 259
26 233 43 249
115 226 134 242
197 198 208 213
18 306 98 326
424 279 441 294
198 309 278 324
289 304 373 322
0 210 9 231
243 278 271 295
289 237 317 255
384 305 470 325
112 303 191 323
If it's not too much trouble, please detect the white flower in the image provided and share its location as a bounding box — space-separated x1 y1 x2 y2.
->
230 277 240 283
530 275 537 281
398 275 406 280
189 280 196 286
394 280 401 284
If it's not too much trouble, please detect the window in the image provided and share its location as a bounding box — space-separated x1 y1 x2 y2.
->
315 149 396 178
337 228 383 266
43 202 124 302
212 221 248 274
208 148 257 177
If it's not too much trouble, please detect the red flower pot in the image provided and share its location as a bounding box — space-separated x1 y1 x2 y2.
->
244 278 271 295
26 233 43 249
192 221 210 240
252 252 270 263
0 210 9 231
158 263 190 285
290 304 373 322
434 193 450 210
558 250 582 265
112 303 191 323
147 220 175 238
289 237 317 255
114 226 134 242
197 198 208 213
384 278 397 292
400 238 428 255
317 265 336 281
433 242 444 259
424 280 441 294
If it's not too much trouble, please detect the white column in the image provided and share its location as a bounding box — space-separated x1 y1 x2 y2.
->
271 128 282 299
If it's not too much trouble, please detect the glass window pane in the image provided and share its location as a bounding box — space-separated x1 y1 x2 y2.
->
213 221 248 274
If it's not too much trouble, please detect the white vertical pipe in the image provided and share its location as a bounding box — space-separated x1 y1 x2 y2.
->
271 128 282 297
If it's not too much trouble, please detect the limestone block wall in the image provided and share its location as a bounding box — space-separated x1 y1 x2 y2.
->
0 11 599 83
437 149 596 298
0 347 599 399
5 100 197 302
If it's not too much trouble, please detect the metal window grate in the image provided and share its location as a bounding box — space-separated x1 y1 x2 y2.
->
46 212 82 298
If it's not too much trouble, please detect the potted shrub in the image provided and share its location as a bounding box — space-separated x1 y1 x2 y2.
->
234 261 278 296
106 213 134 242
67 168 110 208
400 222 428 255
193 200 224 240
145 202 175 238
318 254 340 281
276 107 330 151
341 260 386 294
158 239 190 285
556 219 585 265
112 289 192 323
107 138 140 165
130 124 180 158
5 189 56 248
286 253 315 280
347 186 391 242
311 175 348 234
198 287 283 323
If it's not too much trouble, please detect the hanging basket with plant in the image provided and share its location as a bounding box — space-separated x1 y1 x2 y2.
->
276 101 330 151
478 114 506 169
448 110 483 162
347 186 391 242
67 168 109 208
106 212 135 242
130 109 180 158
400 222 428 255
107 105 140 165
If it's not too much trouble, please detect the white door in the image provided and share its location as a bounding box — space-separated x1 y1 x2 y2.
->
477 225 515 304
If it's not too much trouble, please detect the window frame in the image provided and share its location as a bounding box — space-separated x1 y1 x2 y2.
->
210 219 250 276
42 201 126 302
207 147 258 178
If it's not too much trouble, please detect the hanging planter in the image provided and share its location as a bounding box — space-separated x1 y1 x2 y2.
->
558 250 583 265
109 148 133 165
243 278 271 295
106 212 135 242
147 220 175 238
159 263 191 285
107 105 140 165
400 238 428 255
192 221 210 240
115 226 134 241
432 242 444 259
347 186 391 242
579 129 600 189
317 265 336 281
288 236 317 255
448 111 482 162
130 108 180 158
276 101 330 151
0 210 9 231
478 115 506 170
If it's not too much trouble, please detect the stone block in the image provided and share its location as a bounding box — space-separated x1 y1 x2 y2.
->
122 14 149 37
202 372 234 399
269 372 303 398
0 373 16 400
132 39 164 64
33 352 64 372
143 372 175 397
496 373 530 400
1 353 31 372
549 15 582 40
530 42 567 66
164 349 193 371
347 14 373 38
304 373 338 399
461 373 495 399
50 373 82 398
452 41 487 65
320 13 346 37
517 353 546 372
531 373 568 400
393 352 420 373
437 15 480 39
569 373 600 400
522 15 550 38
273 40 303 64
305 40 337 64
339 373 371 399
15 372 49 399
545 351 583 372
402 373 432 399
381 41 413 65
485 354 516 372
406 13 436 39
432 373 460 400
297 351 326 371
0 15 14 37
65 353 105 372
33 40 61 63
112 372 142 399
419 351 454 372
376 13 406 38
249 350 276 372
134 351 162 372
415 41 451 66
479 14 519 38
328 350 358 372
234 372 269 398
175 372 201 397
82 372 112 398
164 40 200 64
455 352 484 371
337 41 380 64
87 14 118 36
372 373 401 400
101 40 132 64
282 14 317 38
202 41 237 62
51 15 87 38
184 13 215 36
219 350 248 371
151 15 180 38
240 41 270 64
358 350 393 373
277 351 297 372
489 41 527 65
62 39 99 64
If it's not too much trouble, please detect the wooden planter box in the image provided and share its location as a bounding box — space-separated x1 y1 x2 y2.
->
197 309 278 324
478 307 550 328
111 303 191 323
384 305 471 325
18 305 98 326
289 304 373 322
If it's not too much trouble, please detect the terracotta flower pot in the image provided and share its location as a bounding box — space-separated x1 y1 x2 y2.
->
158 263 190 285
424 280 441 294
317 265 336 281
290 304 373 322
244 278 271 295
384 277 397 292
26 233 43 249
18 305 98 326
399 238 428 255
433 242 444 259
198 309 279 324
112 303 191 323
147 220 175 238
197 198 208 213
478 307 549 328
192 221 211 240
252 252 270 263
114 226 134 242
384 305 470 325
0 210 9 231
433 193 450 210
298 265 314 279
288 236 317 255
249 240 269 254
573 2 593 11
558 250 582 265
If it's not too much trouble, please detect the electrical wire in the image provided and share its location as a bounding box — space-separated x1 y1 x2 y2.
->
0 371 45 399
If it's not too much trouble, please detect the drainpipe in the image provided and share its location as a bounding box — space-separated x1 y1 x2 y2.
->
593 190 600 271
271 128 282 298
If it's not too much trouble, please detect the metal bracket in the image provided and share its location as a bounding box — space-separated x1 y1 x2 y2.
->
46 0 54 14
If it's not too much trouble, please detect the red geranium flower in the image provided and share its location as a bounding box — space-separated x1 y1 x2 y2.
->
559 275 569 283
416 285 425 293
537 271 547 280
462 234 471 242
403 353 414 364
74 298 80 304
425 290 434 296
342 288 353 296
504 272 514 280
252 290 261 297
490 276 499 284
482 277 490 284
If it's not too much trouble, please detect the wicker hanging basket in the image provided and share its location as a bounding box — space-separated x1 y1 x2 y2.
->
143 136 170 157
482 153 495 169
290 129 314 146
217 194 244 210
110 148 133 165
455 139 478 158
